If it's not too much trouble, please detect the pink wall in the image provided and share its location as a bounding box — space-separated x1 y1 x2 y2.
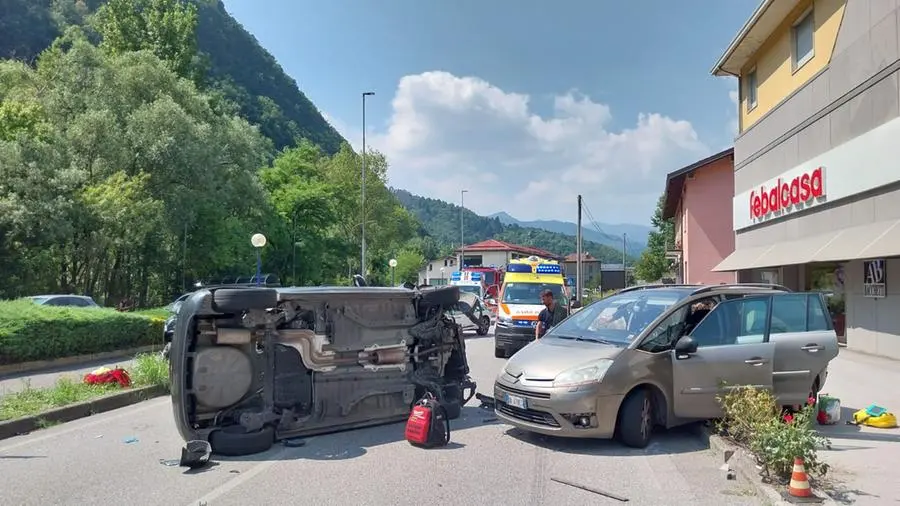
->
679 158 736 284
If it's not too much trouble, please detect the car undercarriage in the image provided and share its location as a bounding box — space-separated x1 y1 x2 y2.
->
170 285 477 456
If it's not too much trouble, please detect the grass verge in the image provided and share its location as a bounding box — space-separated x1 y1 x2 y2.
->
0 352 169 421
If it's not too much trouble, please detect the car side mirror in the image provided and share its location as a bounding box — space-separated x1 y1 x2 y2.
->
674 335 698 358
570 299 582 309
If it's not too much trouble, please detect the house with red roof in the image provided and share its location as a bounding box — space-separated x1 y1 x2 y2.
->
454 239 561 269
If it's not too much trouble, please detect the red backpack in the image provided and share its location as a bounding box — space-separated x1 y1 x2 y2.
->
405 392 451 448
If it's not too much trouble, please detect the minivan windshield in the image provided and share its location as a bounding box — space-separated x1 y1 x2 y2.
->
545 289 686 345
502 282 564 305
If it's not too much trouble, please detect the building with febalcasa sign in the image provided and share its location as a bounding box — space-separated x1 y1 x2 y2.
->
711 0 900 358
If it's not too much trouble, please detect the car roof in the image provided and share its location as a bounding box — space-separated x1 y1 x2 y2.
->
30 294 93 299
614 283 791 300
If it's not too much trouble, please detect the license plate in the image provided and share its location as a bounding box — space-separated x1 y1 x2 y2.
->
505 393 528 409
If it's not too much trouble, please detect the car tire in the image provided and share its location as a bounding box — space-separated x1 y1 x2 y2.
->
476 317 490 336
208 425 275 456
212 288 278 313
418 286 459 310
617 389 653 449
494 346 506 359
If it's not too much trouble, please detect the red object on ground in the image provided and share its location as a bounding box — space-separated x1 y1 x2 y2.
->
83 367 131 388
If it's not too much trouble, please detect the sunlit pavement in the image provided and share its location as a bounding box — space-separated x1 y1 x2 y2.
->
0 330 764 506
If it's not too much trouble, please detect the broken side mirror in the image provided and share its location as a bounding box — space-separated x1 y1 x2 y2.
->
674 335 698 359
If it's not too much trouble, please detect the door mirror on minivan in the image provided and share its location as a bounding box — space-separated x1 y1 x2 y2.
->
674 335 698 358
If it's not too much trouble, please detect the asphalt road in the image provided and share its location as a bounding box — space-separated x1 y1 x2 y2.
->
0 333 763 506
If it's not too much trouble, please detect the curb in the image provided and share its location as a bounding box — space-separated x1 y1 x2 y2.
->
0 345 162 377
705 428 835 505
0 384 169 441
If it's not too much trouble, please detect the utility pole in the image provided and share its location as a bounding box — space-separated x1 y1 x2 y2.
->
623 233 628 288
360 91 374 277
182 222 187 292
576 195 583 304
460 190 468 271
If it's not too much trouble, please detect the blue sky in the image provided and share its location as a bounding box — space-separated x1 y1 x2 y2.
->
222 0 759 225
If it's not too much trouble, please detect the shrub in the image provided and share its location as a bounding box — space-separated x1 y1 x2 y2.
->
0 299 164 364
717 385 831 481
130 352 170 391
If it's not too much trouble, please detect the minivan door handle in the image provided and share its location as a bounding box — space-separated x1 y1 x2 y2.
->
744 357 767 366
801 343 824 352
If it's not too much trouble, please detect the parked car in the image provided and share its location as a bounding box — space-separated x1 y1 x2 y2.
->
28 295 100 308
169 284 477 456
449 292 493 336
493 283 839 448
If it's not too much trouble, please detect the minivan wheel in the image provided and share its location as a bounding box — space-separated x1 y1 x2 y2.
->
617 389 653 449
208 425 275 456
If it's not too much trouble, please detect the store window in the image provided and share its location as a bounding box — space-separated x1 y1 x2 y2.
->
806 264 845 342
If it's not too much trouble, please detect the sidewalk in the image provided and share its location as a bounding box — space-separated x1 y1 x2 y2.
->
0 357 136 395
815 348 900 505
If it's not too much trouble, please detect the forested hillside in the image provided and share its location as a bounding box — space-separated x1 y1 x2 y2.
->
0 0 344 153
0 0 423 305
393 190 634 264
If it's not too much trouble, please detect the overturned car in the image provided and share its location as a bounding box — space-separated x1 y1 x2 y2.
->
170 285 477 456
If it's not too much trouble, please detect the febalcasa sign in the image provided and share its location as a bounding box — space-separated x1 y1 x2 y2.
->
749 167 825 221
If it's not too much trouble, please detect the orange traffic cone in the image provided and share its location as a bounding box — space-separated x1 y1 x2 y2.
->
788 457 812 497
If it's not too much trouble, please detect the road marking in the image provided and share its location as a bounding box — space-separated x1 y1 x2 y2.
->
185 445 293 506
0 397 169 454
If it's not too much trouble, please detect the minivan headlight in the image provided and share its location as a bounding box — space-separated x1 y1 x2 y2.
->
553 359 614 388
498 314 513 324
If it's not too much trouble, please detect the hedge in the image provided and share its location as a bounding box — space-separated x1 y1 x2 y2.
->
0 299 165 365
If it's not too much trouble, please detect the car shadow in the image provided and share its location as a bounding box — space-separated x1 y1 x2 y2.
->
503 421 710 457
218 405 500 463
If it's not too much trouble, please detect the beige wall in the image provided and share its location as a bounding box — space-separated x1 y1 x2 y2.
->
843 258 900 359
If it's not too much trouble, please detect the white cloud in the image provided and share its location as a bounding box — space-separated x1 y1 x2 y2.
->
328 71 712 224
727 87 740 137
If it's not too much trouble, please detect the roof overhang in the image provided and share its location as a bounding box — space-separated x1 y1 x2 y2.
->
661 148 734 220
710 0 803 77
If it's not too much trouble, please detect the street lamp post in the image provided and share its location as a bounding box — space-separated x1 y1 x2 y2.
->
460 189 468 270
251 233 267 286
440 266 446 285
389 258 397 286
361 91 375 278
292 240 303 286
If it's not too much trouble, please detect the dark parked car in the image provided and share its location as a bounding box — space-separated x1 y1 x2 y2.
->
169 284 477 456
28 295 100 308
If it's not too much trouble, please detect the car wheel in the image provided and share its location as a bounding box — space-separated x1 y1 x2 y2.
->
208 425 275 457
418 286 460 310
212 288 278 313
617 389 653 449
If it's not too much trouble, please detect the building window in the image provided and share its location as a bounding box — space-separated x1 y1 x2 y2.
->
792 9 814 70
745 69 758 111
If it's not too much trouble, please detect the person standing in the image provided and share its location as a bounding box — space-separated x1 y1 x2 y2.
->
535 288 567 339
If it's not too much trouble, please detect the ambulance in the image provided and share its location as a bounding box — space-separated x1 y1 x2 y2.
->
493 256 571 358
449 270 486 298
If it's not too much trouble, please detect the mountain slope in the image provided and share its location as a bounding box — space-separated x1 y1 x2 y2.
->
393 189 636 264
489 212 650 255
0 0 345 154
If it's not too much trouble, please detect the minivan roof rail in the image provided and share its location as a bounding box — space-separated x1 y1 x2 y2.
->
617 284 700 294
691 283 791 296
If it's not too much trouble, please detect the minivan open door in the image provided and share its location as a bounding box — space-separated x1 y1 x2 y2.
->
671 296 775 420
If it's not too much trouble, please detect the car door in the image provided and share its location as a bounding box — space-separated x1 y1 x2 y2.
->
671 296 775 419
768 292 839 405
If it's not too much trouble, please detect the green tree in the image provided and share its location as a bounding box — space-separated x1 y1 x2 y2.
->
92 0 199 80
633 194 675 282
394 249 426 284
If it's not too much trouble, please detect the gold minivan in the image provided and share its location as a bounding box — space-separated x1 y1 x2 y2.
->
493 284 839 448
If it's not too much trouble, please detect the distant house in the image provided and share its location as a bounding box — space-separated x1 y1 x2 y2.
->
418 256 458 286
453 239 561 268
662 147 736 285
563 253 602 287
417 239 562 286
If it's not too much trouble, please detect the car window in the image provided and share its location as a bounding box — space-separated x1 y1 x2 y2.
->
44 297 65 306
690 296 770 348
638 304 689 353
770 294 808 334
807 294 831 331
